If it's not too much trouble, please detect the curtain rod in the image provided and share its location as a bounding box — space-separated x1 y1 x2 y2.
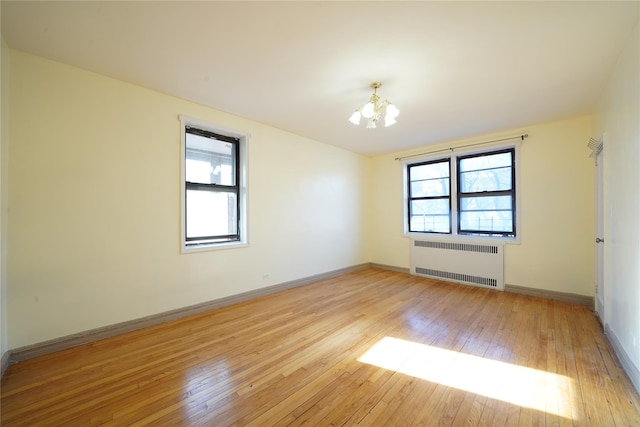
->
395 133 529 161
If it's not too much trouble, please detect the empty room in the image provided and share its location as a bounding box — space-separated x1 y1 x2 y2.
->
1 1 639 426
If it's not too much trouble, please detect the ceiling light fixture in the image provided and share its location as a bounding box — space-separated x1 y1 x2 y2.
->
349 82 399 129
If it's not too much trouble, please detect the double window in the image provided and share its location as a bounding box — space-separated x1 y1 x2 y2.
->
407 147 517 239
181 118 247 251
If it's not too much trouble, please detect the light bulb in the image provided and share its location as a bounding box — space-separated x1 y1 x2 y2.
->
361 102 375 119
366 118 377 129
386 103 399 119
349 111 361 125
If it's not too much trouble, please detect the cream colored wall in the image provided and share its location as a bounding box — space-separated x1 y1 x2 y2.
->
505 117 594 295
7 50 370 349
0 35 9 359
594 21 639 375
4 46 604 351
370 116 596 297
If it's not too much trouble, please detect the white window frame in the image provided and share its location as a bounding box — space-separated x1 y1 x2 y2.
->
180 115 248 253
403 142 521 244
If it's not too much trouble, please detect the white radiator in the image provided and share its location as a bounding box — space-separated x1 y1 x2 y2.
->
410 240 504 290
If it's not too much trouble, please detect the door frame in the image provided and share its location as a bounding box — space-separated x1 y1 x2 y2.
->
595 135 605 321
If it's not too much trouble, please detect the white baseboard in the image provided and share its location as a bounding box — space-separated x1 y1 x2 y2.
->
605 324 640 395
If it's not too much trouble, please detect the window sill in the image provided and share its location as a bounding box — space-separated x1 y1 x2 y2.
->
181 241 248 254
404 232 520 246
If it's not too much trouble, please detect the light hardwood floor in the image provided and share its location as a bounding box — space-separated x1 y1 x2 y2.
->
2 268 639 426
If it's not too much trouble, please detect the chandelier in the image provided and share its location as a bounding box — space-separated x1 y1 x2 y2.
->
349 82 399 128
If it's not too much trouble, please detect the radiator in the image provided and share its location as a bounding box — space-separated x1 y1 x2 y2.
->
410 240 504 290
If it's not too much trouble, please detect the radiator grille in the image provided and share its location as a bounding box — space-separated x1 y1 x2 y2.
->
411 239 504 290
415 267 498 288
414 240 498 254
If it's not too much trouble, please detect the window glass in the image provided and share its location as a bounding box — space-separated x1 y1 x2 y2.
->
409 162 450 197
459 195 513 233
186 190 238 239
410 199 450 233
459 152 512 193
457 149 515 236
186 134 235 186
408 159 451 234
183 123 243 249
459 152 512 172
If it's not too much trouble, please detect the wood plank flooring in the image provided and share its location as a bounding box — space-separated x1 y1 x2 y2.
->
2 268 639 426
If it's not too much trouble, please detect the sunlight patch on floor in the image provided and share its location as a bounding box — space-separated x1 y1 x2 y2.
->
358 336 576 419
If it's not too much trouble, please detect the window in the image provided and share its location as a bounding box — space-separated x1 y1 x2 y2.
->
181 118 247 251
407 159 451 233
457 149 515 236
405 146 517 240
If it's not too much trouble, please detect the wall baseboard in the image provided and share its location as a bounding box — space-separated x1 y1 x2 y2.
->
373 265 595 309
370 263 595 310
8 263 370 364
369 263 410 274
605 323 640 395
2 263 598 370
594 309 604 330
372 265 595 309
504 283 594 309
1 350 10 378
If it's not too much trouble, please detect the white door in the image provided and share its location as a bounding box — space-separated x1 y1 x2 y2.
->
595 146 605 319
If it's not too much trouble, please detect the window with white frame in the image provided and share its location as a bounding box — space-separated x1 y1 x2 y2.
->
181 118 247 251
405 146 517 240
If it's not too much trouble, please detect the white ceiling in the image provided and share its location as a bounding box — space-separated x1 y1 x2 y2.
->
2 1 638 156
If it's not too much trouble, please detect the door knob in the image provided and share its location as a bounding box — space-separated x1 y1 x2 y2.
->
596 237 604 243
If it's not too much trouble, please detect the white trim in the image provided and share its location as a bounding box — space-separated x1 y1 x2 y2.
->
402 141 521 245
594 133 605 319
178 115 249 253
404 232 516 245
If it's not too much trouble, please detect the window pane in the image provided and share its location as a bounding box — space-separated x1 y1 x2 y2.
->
459 152 512 172
459 166 512 193
410 215 450 233
410 161 449 180
410 161 450 197
186 189 237 239
460 195 513 233
410 199 450 233
460 195 512 211
186 133 235 186
459 211 513 233
459 151 512 193
411 177 450 198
